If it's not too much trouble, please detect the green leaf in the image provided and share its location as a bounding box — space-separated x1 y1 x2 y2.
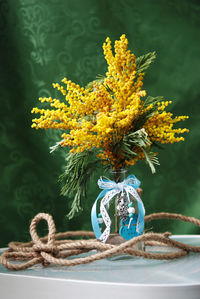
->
86 51 156 89
119 128 160 173
102 83 114 95
142 148 160 174
136 51 156 74
121 143 138 158
143 95 164 108
123 128 151 148
132 96 165 131
86 75 105 89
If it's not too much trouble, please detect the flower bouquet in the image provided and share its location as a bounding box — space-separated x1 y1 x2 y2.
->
32 35 189 243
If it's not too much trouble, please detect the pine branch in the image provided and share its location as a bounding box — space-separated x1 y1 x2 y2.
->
67 190 82 219
59 150 101 219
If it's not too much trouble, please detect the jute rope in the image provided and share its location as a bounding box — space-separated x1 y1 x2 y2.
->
0 212 200 271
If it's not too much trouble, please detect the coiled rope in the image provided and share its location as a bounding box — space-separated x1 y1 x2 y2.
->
0 212 200 270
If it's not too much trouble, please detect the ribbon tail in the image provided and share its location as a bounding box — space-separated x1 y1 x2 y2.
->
99 189 120 243
126 174 141 189
136 199 145 234
91 189 108 239
91 190 107 239
124 185 145 236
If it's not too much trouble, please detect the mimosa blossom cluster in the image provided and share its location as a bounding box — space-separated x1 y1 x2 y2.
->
32 35 189 169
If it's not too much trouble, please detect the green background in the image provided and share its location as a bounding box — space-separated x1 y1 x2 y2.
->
0 0 200 247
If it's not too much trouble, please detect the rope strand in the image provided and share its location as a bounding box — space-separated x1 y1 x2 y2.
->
0 212 199 270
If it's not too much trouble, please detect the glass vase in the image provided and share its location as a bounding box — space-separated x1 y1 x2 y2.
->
106 169 127 244
106 169 145 251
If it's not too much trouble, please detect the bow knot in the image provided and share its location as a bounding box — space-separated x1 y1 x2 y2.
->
98 174 141 191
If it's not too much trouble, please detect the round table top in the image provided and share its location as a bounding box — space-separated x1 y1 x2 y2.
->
0 235 200 299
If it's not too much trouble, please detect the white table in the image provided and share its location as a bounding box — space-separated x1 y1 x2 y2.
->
0 235 200 299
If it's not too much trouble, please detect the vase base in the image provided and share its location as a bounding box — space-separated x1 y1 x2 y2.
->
106 233 145 258
106 234 125 245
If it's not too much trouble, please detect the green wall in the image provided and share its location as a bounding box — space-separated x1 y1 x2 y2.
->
0 0 200 247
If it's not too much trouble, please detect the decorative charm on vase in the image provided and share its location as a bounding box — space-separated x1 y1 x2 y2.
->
31 34 189 243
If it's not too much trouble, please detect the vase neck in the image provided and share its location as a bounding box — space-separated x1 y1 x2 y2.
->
110 169 127 183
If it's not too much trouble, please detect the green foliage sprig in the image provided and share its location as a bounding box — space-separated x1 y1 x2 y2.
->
136 51 156 75
59 151 101 219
